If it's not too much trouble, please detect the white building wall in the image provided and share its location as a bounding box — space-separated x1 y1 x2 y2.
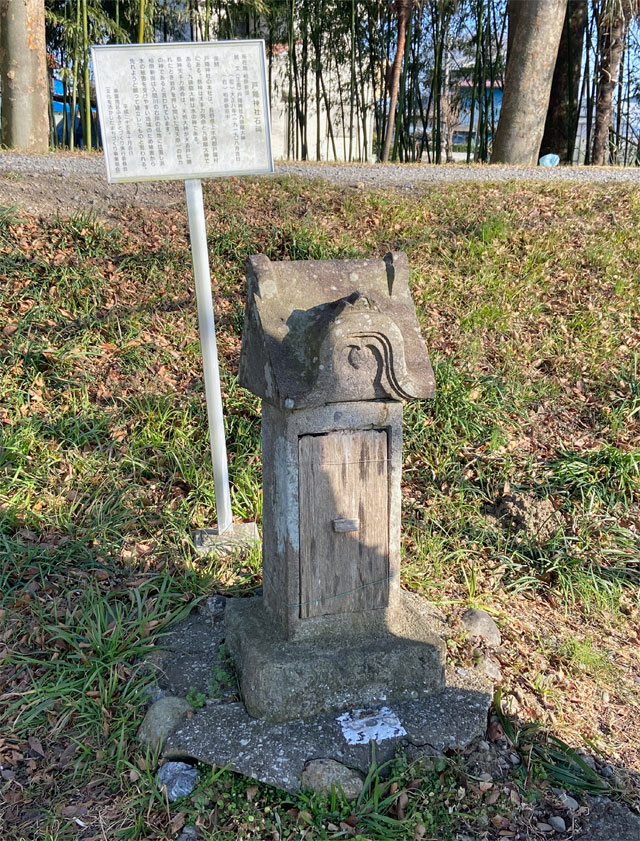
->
268 49 375 161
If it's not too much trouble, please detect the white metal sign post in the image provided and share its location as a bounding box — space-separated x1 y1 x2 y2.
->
92 41 273 535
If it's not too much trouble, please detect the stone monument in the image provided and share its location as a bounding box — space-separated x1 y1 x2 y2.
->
164 252 492 791
225 251 446 721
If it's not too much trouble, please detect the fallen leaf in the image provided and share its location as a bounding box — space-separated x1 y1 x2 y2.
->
487 719 505 741
28 736 45 757
170 812 186 834
61 805 88 817
396 791 409 820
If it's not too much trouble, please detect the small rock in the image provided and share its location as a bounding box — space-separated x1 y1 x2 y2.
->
300 759 363 801
602 690 611 703
549 816 566 832
460 608 501 648
142 683 166 705
552 788 579 811
177 828 197 841
508 752 521 766
537 823 553 833
579 752 597 770
602 764 614 778
480 656 502 682
198 595 226 620
478 740 490 751
157 761 198 802
138 696 193 751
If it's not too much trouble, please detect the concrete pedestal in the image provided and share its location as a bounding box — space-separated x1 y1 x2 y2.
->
225 593 446 722
192 522 260 558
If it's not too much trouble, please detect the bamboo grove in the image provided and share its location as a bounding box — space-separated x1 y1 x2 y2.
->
44 0 640 165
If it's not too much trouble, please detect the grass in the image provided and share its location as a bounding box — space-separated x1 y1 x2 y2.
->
0 177 639 839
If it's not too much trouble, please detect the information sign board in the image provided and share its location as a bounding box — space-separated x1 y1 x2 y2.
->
92 41 273 183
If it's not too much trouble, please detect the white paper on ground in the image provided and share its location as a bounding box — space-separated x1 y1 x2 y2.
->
337 706 407 745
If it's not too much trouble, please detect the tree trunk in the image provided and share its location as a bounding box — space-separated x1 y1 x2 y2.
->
492 0 567 165
0 0 49 153
540 0 587 162
591 8 629 166
381 0 411 163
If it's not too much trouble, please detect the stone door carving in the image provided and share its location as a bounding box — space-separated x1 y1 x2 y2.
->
298 429 390 619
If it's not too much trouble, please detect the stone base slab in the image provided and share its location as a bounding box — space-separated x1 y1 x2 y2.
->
164 668 492 793
224 594 447 722
192 522 260 558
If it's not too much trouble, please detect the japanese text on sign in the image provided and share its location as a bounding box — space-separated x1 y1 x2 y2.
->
92 41 273 183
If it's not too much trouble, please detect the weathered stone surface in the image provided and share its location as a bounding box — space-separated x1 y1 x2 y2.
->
156 761 198 802
239 252 434 410
301 759 364 800
164 668 491 793
460 608 501 648
580 798 640 841
138 697 193 751
552 789 579 811
148 613 226 698
225 594 446 722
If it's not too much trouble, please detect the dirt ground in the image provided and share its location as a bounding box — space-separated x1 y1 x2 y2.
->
0 167 184 220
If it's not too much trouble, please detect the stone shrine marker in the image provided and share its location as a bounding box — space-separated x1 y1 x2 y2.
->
92 41 273 537
164 253 493 791
226 252 446 721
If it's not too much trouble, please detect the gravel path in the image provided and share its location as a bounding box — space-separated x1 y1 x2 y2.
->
277 160 640 186
1 151 638 218
2 151 640 186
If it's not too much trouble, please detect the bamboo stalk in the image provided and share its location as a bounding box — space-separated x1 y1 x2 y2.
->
69 0 79 152
139 0 145 42
467 0 483 163
82 0 91 150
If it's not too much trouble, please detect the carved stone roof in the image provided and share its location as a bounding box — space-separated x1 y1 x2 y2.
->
238 252 435 409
